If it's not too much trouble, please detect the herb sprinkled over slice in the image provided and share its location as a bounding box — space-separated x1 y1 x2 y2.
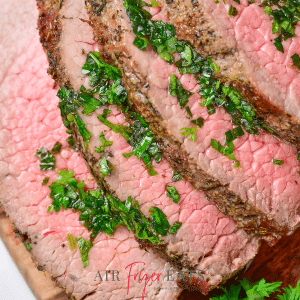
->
51 142 62 154
260 0 300 52
277 280 300 300
165 185 180 204
228 5 238 16
191 116 205 128
273 159 284 165
48 169 177 249
76 237 93 268
180 127 198 141
23 243 32 251
169 221 182 235
172 170 183 182
98 112 161 176
67 233 77 250
291 53 300 70
169 74 193 108
99 157 113 176
123 0 275 137
42 177 50 186
36 147 55 170
211 139 236 161
95 132 113 153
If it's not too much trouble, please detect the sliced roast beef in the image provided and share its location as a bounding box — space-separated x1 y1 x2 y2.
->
156 0 300 145
0 1 181 299
85 0 300 238
37 0 260 294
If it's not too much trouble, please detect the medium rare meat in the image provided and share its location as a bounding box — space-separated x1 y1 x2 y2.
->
0 1 181 299
85 0 300 239
157 0 300 148
37 0 260 294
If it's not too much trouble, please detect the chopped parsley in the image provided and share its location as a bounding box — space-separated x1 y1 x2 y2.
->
260 0 300 52
180 127 198 141
291 53 300 70
76 237 93 268
99 157 113 176
95 132 113 153
169 74 193 108
172 170 183 182
169 221 182 235
36 147 55 170
123 0 275 137
23 243 32 251
98 111 162 176
51 142 62 154
42 177 50 186
273 159 284 165
165 185 180 204
67 233 77 250
48 169 178 249
191 116 205 128
228 5 238 16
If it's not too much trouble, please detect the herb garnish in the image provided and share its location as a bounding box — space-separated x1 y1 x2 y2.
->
291 54 300 70
172 170 183 182
42 177 50 186
23 243 32 251
48 169 178 248
211 126 244 165
180 127 198 141
123 0 275 137
191 117 205 128
165 185 180 204
36 147 56 170
228 5 238 16
67 233 77 250
99 157 113 176
273 159 284 165
98 111 162 176
169 74 193 108
51 142 62 154
95 132 113 153
76 237 93 268
169 221 182 235
260 0 300 52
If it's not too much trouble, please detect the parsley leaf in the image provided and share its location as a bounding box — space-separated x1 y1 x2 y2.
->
228 5 238 16
99 157 114 176
169 74 193 108
292 54 300 70
273 159 284 165
42 177 50 186
149 207 170 236
169 221 182 235
51 142 62 154
165 185 180 204
67 233 77 250
172 170 183 182
95 132 113 153
36 147 55 170
180 127 198 141
76 237 93 268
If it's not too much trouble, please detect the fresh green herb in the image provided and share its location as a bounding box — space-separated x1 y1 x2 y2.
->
98 112 162 176
277 280 300 300
228 5 238 16
123 0 275 137
48 169 176 246
211 138 236 160
169 221 182 235
149 207 170 236
273 159 284 165
42 177 50 186
67 233 77 250
233 160 241 168
260 0 300 52
165 185 180 204
76 237 93 268
180 127 198 141
95 132 113 153
209 278 282 300
291 53 300 69
225 126 244 143
191 116 205 128
51 142 62 154
99 157 113 176
66 135 78 150
169 74 193 108
172 170 183 182
23 243 32 251
36 147 56 170
185 106 192 117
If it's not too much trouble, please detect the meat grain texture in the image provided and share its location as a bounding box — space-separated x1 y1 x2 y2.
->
0 0 180 299
86 0 300 239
